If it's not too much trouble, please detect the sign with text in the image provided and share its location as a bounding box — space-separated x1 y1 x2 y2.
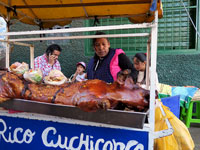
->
0 115 148 150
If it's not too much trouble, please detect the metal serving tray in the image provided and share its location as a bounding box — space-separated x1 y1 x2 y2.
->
0 99 147 129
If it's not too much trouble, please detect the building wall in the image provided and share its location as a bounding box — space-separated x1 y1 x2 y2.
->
9 21 200 88
157 54 200 87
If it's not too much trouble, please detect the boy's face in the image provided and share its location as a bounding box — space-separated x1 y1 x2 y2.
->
76 65 85 74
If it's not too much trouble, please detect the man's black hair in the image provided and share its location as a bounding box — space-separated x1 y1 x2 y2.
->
46 44 62 55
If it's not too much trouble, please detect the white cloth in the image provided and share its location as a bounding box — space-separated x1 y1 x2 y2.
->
73 73 87 82
137 71 145 83
137 68 160 91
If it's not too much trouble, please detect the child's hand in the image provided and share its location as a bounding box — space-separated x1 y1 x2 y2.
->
136 83 141 86
76 68 81 74
116 78 124 85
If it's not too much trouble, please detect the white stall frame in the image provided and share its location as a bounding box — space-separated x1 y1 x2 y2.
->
0 11 173 150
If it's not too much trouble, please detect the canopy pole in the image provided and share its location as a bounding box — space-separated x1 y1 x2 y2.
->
146 36 151 90
5 32 10 69
30 46 34 69
5 0 11 69
0 23 154 36
148 10 158 150
8 33 150 42
0 39 33 47
1 39 34 69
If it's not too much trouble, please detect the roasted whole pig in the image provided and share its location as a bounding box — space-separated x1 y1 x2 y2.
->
0 71 150 112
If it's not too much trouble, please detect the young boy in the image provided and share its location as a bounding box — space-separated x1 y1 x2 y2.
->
70 62 87 82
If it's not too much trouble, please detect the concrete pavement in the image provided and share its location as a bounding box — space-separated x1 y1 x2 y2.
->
189 123 200 150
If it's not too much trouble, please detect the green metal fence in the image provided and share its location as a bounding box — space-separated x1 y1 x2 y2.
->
84 0 198 56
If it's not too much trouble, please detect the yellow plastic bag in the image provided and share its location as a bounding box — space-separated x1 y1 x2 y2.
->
154 105 179 150
154 103 195 150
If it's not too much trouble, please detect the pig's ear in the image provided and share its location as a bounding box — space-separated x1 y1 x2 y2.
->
124 77 135 89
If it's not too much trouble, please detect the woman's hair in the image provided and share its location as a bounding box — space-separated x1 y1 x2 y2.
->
133 53 147 84
92 31 108 46
134 53 146 63
46 44 62 55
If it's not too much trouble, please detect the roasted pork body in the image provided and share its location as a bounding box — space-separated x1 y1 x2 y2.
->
0 71 149 112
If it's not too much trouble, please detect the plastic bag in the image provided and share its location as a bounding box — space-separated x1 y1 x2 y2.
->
154 102 195 150
164 105 195 150
44 70 67 85
154 105 179 150
23 69 43 83
10 62 29 75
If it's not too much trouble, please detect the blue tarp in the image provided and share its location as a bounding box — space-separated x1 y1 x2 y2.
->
172 87 198 109
161 95 180 118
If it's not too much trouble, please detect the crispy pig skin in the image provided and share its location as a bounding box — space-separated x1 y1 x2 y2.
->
0 71 24 100
0 71 149 112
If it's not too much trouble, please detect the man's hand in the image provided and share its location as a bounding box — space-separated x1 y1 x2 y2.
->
48 54 56 66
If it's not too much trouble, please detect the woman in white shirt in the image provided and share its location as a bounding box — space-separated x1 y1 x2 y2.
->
133 53 159 91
